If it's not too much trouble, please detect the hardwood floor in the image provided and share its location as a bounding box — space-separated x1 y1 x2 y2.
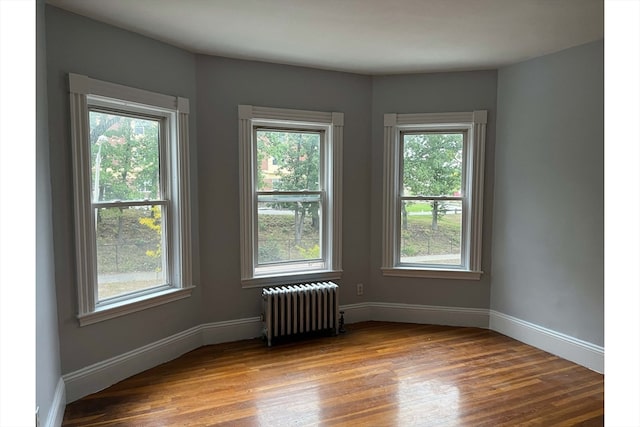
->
62 322 603 426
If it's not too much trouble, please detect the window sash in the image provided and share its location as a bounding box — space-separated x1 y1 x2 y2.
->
92 199 168 208
92 198 171 304
396 129 469 269
254 127 325 193
238 105 343 287
257 191 323 202
254 192 326 268
399 129 467 197
96 282 173 308
253 126 328 275
381 111 486 279
254 259 327 277
88 106 169 202
69 73 193 325
89 105 166 124
399 196 463 202
396 196 466 269
87 106 171 305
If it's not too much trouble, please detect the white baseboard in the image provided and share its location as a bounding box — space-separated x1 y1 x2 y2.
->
62 305 603 405
201 317 262 345
490 310 604 373
341 302 490 328
63 317 262 403
341 303 602 373
338 302 372 323
44 377 65 427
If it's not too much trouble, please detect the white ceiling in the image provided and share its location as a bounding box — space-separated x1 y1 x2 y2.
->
45 0 604 75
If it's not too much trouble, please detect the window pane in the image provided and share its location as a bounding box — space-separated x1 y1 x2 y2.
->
90 111 160 202
400 200 462 266
257 199 321 265
96 205 165 301
256 129 321 192
402 133 463 197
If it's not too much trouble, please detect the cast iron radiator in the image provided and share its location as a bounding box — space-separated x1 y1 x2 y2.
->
262 281 339 346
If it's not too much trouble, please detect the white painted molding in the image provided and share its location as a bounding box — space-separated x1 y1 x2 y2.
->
241 270 343 288
238 105 344 284
238 110 254 281
68 73 90 95
472 110 487 124
63 317 262 403
331 119 344 274
380 110 487 275
338 303 373 324
396 111 473 126
68 73 193 325
381 267 482 280
490 310 604 373
63 325 201 403
380 123 397 268
340 303 602 372
69 73 180 111
238 104 253 120
470 120 486 270
62 305 602 405
175 111 193 288
45 378 66 427
177 97 190 114
77 287 194 327
370 303 490 327
383 113 397 126
250 105 333 124
201 317 262 345
69 91 96 316
340 302 490 328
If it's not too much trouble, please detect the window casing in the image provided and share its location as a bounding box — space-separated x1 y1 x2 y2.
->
381 111 487 280
239 105 343 287
69 73 193 325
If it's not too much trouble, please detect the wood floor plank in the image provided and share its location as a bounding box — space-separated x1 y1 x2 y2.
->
63 321 603 426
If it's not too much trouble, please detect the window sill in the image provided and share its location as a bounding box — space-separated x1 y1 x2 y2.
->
381 267 482 280
241 270 343 289
77 286 195 326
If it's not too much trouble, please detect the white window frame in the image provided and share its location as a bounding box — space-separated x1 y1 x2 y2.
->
239 105 343 288
381 111 487 280
69 73 193 326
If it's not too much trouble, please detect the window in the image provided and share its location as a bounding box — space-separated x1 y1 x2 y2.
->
239 105 343 287
381 111 487 279
69 73 193 325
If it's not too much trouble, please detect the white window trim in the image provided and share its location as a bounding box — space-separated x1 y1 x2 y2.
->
381 110 487 280
69 73 193 326
239 105 343 288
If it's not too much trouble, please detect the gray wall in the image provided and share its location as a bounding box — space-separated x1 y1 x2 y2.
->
36 0 62 422
45 6 201 374
368 71 498 308
492 40 604 346
43 4 603 385
195 55 372 321
45 5 372 374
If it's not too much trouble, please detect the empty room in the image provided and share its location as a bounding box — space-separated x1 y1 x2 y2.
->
23 0 629 425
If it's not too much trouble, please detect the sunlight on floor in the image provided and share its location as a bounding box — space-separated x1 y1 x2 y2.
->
398 378 460 425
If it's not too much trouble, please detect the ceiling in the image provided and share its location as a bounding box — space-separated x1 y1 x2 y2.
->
45 0 603 75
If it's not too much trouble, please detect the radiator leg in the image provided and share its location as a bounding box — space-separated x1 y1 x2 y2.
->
339 311 346 334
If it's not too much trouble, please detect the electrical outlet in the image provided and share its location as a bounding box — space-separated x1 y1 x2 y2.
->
356 283 364 296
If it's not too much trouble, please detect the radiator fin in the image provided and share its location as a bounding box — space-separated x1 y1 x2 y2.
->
262 281 339 346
